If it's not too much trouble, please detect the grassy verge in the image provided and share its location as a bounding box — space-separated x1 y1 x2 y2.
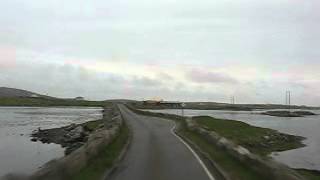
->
184 117 318 180
130 107 318 180
193 116 305 156
179 121 269 180
0 97 106 107
296 169 320 180
70 123 130 180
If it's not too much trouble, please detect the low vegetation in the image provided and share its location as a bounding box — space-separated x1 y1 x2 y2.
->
262 111 316 117
193 116 305 156
83 120 104 132
179 122 269 180
130 107 319 180
296 169 320 180
187 116 319 180
0 97 106 107
70 122 129 180
130 101 320 111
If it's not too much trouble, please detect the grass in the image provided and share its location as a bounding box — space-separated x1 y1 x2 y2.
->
0 97 107 107
296 169 320 180
193 116 305 156
131 108 317 180
83 120 104 131
179 121 270 180
70 123 129 180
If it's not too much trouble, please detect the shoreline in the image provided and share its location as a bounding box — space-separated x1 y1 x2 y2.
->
1 105 130 180
262 110 317 117
31 119 104 155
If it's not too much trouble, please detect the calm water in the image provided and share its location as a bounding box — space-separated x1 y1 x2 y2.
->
146 109 320 171
0 107 103 178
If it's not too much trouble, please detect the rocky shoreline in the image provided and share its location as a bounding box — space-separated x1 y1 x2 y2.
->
31 120 104 155
262 110 316 117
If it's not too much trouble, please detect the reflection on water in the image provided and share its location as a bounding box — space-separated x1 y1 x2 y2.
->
146 109 320 171
0 106 103 178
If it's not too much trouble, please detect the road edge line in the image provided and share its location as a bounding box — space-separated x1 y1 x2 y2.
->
170 123 216 180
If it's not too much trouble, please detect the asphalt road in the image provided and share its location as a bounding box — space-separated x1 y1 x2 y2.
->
108 105 211 180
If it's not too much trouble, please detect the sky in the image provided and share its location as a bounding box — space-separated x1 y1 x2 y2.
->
0 0 320 105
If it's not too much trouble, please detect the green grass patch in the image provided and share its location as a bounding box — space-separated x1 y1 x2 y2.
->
71 123 129 180
296 169 320 180
193 116 305 156
179 121 269 180
83 120 104 132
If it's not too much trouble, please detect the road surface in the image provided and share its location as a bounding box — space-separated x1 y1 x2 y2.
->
108 105 211 180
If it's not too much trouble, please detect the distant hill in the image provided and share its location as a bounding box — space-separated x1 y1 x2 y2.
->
105 99 138 103
0 87 46 98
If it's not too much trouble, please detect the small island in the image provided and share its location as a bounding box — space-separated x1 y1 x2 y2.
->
262 110 316 117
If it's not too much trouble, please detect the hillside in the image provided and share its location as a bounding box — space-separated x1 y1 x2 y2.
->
0 87 45 98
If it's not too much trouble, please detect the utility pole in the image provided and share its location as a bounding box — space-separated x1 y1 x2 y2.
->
181 102 186 117
286 91 291 110
231 96 235 104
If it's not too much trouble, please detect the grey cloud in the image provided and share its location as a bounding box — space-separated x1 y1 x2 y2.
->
156 72 173 81
1 0 320 105
1 0 319 64
0 61 165 100
131 76 163 87
1 60 320 105
186 69 238 84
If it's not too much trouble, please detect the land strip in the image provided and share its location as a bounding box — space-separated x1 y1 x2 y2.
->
129 106 319 180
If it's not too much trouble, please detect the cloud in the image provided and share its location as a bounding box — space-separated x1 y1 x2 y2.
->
0 0 320 105
0 46 17 69
131 76 162 87
186 69 238 84
156 72 173 81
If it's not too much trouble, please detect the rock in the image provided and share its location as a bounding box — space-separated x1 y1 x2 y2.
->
32 130 38 135
295 111 316 116
269 141 275 144
65 123 77 131
263 135 270 140
71 126 84 135
41 137 49 143
64 126 85 143
235 146 250 155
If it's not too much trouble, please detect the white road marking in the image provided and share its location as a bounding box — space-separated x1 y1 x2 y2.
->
127 108 216 180
170 122 216 180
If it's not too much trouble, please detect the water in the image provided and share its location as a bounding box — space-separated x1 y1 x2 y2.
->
145 109 320 171
0 106 103 178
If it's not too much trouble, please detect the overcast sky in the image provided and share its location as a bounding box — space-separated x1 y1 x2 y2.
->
0 0 319 105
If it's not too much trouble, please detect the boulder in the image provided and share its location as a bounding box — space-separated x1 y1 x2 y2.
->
64 126 85 143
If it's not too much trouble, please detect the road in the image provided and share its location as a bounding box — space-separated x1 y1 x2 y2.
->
108 105 211 180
